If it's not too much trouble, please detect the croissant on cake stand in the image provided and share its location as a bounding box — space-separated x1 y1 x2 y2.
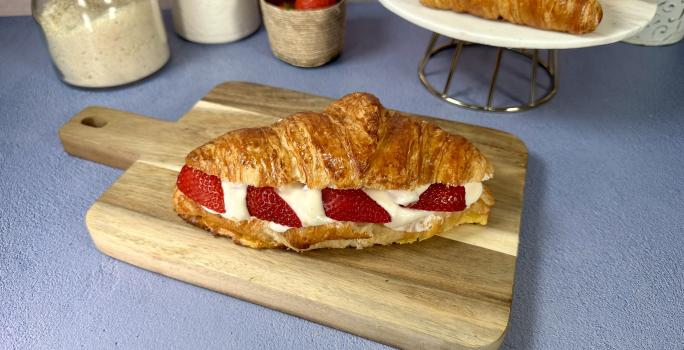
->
419 0 603 34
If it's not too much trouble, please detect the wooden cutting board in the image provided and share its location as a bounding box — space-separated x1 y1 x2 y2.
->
59 82 527 350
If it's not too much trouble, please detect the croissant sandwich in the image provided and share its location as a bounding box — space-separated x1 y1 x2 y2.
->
420 0 603 34
173 93 494 251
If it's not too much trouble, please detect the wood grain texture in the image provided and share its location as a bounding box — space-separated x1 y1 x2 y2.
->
59 81 527 349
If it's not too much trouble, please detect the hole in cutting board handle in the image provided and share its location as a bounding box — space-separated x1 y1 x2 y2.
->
81 116 108 128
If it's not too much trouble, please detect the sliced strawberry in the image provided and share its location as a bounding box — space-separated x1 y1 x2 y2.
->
246 186 302 228
405 184 466 212
322 188 391 223
177 165 225 213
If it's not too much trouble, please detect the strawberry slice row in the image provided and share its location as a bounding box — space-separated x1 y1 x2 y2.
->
177 167 468 228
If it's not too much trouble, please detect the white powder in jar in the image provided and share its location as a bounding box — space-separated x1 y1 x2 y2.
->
36 0 170 88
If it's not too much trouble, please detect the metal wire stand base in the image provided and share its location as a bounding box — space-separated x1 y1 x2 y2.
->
419 33 559 113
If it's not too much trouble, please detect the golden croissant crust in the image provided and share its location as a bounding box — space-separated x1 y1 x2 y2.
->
420 0 603 34
186 93 493 190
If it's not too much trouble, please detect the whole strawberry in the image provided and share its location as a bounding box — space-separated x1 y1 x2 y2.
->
295 0 337 10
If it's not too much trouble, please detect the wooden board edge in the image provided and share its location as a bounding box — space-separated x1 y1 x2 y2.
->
59 106 181 170
84 201 510 350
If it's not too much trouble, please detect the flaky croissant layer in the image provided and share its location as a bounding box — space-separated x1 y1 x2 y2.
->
185 93 493 190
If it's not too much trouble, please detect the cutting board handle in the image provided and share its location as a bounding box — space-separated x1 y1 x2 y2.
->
59 106 177 169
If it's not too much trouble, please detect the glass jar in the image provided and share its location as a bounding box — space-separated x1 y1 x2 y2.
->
32 0 170 88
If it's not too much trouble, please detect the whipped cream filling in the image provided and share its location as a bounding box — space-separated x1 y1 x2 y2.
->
363 189 436 232
276 184 336 227
464 182 483 207
364 182 482 232
202 182 484 233
203 181 250 219
386 184 431 206
268 222 291 233
221 182 250 220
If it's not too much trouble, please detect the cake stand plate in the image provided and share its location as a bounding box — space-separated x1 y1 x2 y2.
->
378 0 656 112
379 0 657 49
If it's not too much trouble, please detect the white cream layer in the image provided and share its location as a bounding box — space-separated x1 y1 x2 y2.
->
365 182 483 232
276 184 336 227
386 184 431 205
202 182 483 233
221 182 250 220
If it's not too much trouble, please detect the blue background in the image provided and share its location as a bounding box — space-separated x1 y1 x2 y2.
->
1 4 683 349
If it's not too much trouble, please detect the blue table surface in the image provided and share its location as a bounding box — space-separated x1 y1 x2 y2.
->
1 4 683 349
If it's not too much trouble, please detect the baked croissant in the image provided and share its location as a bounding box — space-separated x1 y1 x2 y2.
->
420 0 603 34
173 93 494 251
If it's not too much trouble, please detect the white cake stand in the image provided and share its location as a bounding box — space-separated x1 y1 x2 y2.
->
379 0 657 112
